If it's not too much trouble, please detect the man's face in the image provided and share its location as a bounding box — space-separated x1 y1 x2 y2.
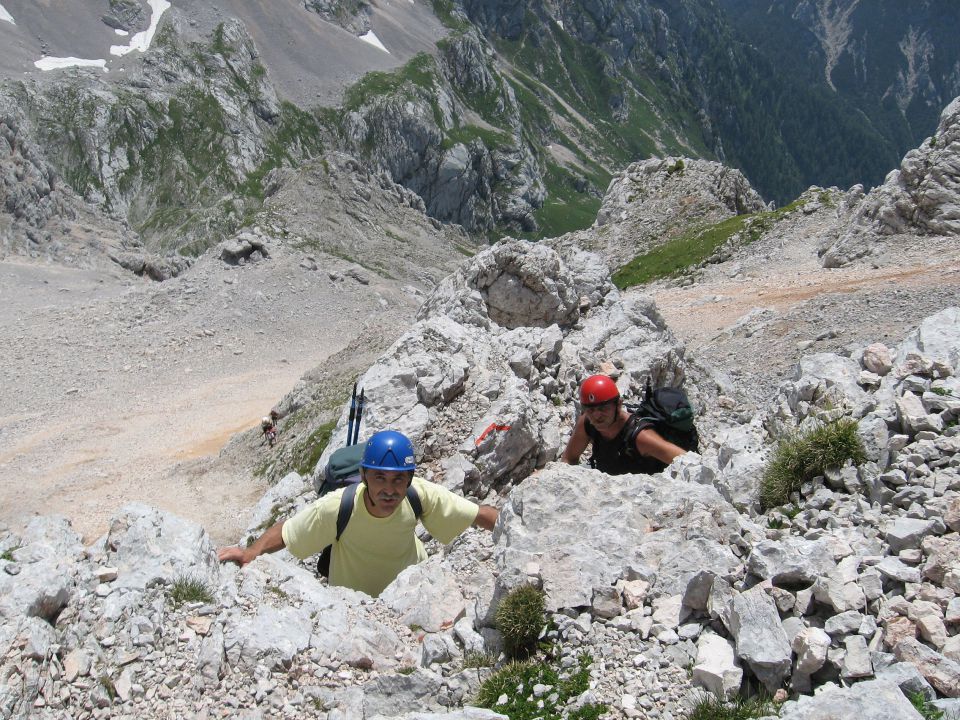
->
583 399 619 428
363 468 413 516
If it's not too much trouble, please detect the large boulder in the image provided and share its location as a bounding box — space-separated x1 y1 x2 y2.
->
493 464 742 614
778 678 923 719
97 504 220 590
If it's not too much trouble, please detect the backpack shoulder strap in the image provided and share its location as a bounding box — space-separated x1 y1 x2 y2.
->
623 413 648 455
406 485 423 519
335 483 358 541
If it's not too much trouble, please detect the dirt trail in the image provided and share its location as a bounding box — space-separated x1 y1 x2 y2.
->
0 254 401 544
655 256 960 347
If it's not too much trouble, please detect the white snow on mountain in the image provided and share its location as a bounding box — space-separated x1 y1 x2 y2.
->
359 30 390 54
34 57 107 71
110 0 171 57
0 3 14 24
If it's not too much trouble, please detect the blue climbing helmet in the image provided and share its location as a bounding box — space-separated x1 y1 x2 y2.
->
361 430 416 472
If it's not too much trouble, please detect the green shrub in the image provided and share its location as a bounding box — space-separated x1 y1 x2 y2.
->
169 575 215 607
686 691 776 720
475 655 606 720
760 418 867 509
909 691 944 720
496 585 546 658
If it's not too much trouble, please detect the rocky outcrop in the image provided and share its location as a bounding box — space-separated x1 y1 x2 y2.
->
303 0 372 35
822 95 960 266
341 31 545 232
0 17 295 257
308 239 687 500
558 156 768 267
3 221 960 716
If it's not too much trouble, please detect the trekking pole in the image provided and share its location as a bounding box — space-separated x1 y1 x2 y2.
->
352 389 365 446
347 383 358 447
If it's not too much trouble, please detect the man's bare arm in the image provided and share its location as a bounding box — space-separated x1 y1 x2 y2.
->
560 417 589 464
217 520 286 567
473 505 499 531
634 428 687 465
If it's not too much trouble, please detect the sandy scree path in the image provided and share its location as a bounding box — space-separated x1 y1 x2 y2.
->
0 256 360 544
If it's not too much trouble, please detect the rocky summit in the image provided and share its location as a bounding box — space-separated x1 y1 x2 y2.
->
3 2 960 720
2 92 960 717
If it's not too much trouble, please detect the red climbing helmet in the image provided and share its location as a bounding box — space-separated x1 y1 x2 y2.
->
579 375 620 406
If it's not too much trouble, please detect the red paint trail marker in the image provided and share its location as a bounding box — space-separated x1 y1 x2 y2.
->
475 423 512 445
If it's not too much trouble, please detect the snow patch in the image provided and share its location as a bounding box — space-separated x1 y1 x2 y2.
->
115 28 129 36
34 57 108 72
359 30 390 54
0 3 14 24
556 19 564 30
110 0 171 57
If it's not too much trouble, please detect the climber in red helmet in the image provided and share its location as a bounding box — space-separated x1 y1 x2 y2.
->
561 374 688 475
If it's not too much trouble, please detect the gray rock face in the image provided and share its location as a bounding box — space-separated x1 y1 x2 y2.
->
0 517 83 622
728 586 792 691
567 156 767 267
895 638 960 697
343 29 544 232
693 632 742 699
99 503 220 590
1 17 284 257
778 678 923 719
747 537 837 586
898 307 960 371
381 557 467 633
495 465 741 613
823 96 960 266
225 604 313 669
418 240 581 330
303 0 372 34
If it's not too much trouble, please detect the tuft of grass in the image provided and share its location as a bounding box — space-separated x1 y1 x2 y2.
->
475 654 606 720
496 585 546 659
781 504 802 520
98 674 118 701
760 418 867 509
685 691 776 720
168 575 215 607
1 542 22 562
266 585 289 600
909 691 944 720
463 651 497 669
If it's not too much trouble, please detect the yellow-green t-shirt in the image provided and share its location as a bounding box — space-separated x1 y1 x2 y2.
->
281 477 479 597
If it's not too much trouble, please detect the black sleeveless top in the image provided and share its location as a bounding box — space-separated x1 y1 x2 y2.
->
584 416 667 475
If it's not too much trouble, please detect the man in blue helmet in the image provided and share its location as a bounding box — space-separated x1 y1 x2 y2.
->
218 430 498 597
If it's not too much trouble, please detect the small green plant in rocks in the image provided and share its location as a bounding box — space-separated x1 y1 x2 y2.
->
686 691 777 720
909 691 945 720
475 654 606 720
760 417 866 509
496 584 546 659
168 575 214 607
0 542 21 562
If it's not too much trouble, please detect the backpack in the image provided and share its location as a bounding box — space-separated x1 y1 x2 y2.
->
625 379 699 453
318 444 364 496
315 482 423 578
